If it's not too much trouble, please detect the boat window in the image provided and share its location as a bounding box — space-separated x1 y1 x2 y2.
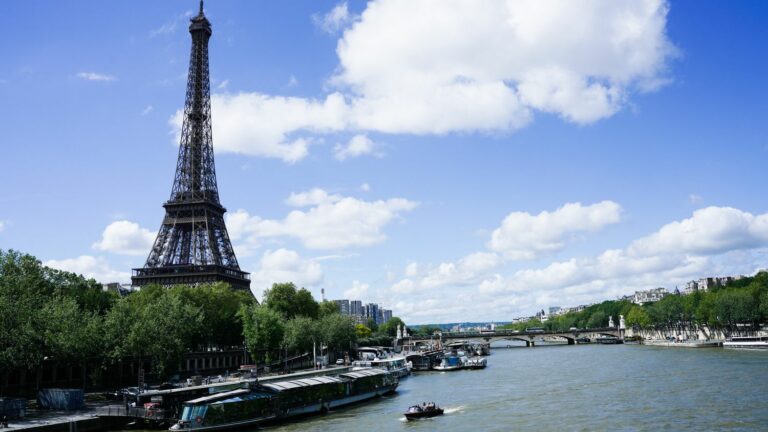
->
181 406 192 421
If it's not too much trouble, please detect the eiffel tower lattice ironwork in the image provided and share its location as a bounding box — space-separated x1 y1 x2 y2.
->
132 1 250 291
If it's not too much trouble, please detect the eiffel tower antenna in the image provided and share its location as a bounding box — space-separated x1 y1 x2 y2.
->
132 1 250 292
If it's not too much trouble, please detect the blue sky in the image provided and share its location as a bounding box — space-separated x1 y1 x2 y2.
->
1 1 767 324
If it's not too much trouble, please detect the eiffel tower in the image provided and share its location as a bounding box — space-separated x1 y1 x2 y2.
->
132 1 250 291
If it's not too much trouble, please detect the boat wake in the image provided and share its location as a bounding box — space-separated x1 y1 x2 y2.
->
443 405 464 414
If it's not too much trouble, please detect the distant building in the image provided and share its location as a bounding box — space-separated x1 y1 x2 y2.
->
350 300 363 316
548 306 562 316
364 303 380 324
633 287 668 305
333 299 350 315
382 309 393 323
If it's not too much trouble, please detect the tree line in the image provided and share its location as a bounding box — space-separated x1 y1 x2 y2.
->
500 271 768 335
0 250 407 392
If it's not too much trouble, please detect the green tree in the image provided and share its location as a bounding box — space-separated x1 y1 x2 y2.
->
175 283 256 348
318 300 340 318
262 282 298 318
240 304 285 363
319 314 356 353
355 324 372 339
586 311 607 329
128 290 204 377
283 316 318 353
626 306 651 329
378 317 405 337
262 283 319 319
293 288 319 319
366 317 379 333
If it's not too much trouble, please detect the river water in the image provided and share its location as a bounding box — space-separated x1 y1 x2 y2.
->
259 343 767 432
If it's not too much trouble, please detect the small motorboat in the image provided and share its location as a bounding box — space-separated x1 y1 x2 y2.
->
404 403 444 420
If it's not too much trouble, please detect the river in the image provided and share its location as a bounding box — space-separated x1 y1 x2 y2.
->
258 343 767 432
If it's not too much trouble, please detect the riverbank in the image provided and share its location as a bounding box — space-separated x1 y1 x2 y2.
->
642 339 724 348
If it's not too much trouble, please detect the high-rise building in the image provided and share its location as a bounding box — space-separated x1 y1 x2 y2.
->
382 309 393 323
131 1 249 292
350 300 363 316
333 299 350 315
364 303 379 323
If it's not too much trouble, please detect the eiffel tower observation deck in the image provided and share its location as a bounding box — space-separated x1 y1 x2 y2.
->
132 1 250 291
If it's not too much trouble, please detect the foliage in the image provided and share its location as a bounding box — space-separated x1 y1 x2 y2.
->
625 306 651 328
283 316 318 353
504 272 768 334
319 313 357 352
240 304 285 363
411 325 442 336
173 283 255 348
262 282 319 319
318 300 340 318
355 324 373 339
366 317 379 333
378 317 405 337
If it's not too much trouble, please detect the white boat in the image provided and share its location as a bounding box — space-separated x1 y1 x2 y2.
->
464 357 487 369
432 355 466 371
352 355 411 378
723 336 768 349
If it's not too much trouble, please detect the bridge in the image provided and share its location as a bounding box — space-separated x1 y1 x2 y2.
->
409 328 623 348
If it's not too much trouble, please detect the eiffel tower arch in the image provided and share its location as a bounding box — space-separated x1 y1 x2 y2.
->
132 1 250 292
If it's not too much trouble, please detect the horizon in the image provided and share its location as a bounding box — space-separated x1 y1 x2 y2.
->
2 0 768 324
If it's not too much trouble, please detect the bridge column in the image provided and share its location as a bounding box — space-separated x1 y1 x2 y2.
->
567 338 575 345
526 340 535 347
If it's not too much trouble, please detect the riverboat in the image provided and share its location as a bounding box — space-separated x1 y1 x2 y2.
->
170 369 398 431
723 336 768 349
595 336 623 344
352 355 411 378
433 355 465 371
404 404 444 420
464 357 487 370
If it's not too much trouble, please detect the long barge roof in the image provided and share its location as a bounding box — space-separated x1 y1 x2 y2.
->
339 369 387 379
261 375 343 392
186 388 250 404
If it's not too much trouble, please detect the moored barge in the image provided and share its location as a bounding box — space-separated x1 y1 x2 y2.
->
170 369 398 431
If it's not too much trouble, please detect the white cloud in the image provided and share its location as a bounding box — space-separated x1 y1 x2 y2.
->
287 75 299 88
77 72 117 82
170 0 674 163
141 105 154 116
285 188 342 207
92 220 156 256
390 205 768 323
628 206 768 257
335 0 674 130
226 189 417 250
334 134 379 161
44 255 130 283
171 92 349 163
688 194 702 204
421 252 501 288
489 201 622 259
250 249 324 293
360 183 371 192
217 79 229 90
314 2 353 34
0 221 5 232
343 280 369 299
